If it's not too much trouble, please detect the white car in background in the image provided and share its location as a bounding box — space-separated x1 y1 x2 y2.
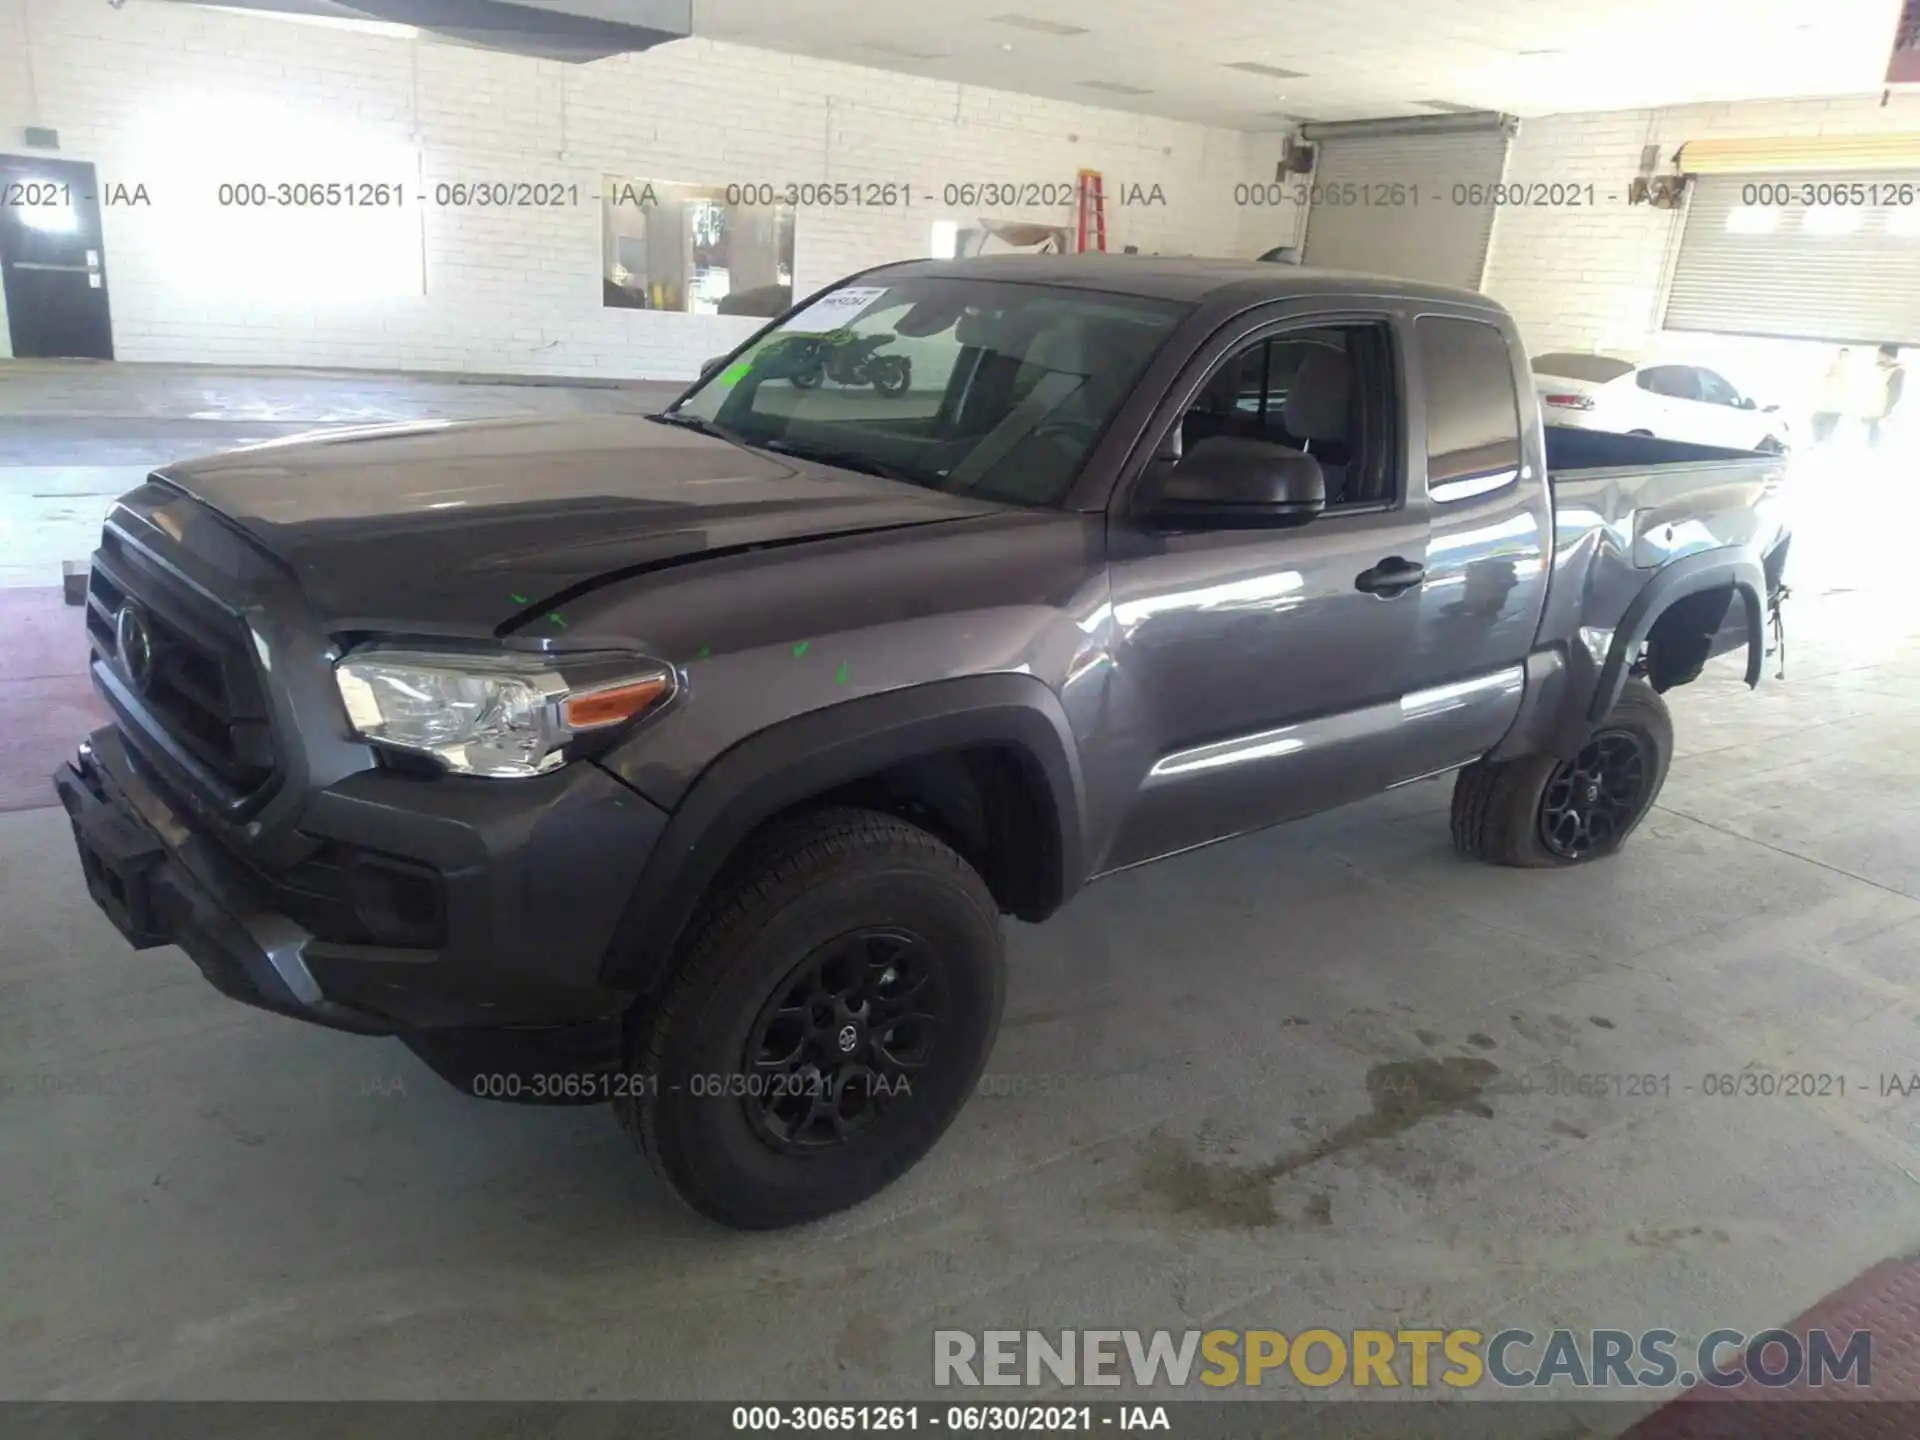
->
1532 354 1792 454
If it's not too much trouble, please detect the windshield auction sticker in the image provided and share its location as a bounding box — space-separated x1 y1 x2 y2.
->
780 285 889 334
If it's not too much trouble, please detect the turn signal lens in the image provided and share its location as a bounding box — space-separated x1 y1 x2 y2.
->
564 676 675 730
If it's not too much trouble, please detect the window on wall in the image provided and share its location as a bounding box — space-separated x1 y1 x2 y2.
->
601 178 795 316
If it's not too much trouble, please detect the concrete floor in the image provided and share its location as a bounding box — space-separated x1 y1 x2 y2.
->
4 363 1920 1423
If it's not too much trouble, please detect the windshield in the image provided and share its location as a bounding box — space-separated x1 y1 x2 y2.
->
665 276 1189 507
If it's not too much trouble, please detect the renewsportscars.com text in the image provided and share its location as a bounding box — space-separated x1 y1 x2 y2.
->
933 1327 1871 1391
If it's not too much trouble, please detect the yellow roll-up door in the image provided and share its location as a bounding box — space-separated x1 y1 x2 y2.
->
1677 134 1920 175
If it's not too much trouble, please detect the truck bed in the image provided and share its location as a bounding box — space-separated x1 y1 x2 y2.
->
1544 424 1789 572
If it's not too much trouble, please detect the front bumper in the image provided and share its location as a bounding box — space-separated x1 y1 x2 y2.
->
54 725 669 1047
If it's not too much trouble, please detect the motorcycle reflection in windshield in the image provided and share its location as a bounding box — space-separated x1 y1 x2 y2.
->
788 332 913 397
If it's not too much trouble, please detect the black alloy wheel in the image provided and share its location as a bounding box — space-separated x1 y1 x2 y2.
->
742 927 945 1152
1538 729 1651 860
617 806 1005 1230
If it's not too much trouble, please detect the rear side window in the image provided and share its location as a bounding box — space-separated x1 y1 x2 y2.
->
1533 352 1634 383
1414 316 1523 503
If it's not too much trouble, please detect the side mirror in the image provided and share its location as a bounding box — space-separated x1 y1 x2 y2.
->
1735 396 1757 410
1763 402 1781 413
698 355 728 380
1149 436 1326 530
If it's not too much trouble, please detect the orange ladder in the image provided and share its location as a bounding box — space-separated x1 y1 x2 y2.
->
1075 170 1106 252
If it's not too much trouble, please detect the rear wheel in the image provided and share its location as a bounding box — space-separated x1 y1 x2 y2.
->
870 356 911 397
617 808 1005 1229
1450 678 1673 867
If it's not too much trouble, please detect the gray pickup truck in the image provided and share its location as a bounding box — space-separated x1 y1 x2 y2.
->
55 256 1790 1230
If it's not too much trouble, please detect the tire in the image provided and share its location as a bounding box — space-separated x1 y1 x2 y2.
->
1450 677 1673 868
616 807 1005 1229
790 363 824 389
870 357 911 397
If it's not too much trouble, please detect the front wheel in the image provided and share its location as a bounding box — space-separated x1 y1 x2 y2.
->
616 807 1005 1229
789 362 824 389
1450 677 1673 867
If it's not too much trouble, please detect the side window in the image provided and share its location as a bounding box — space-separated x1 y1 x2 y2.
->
1695 368 1740 406
1173 322 1398 510
1413 315 1523 503
1640 365 1700 401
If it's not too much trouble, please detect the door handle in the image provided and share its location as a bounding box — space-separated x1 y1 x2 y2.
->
1355 556 1425 597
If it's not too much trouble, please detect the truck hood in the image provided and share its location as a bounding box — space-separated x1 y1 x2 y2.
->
153 414 1002 633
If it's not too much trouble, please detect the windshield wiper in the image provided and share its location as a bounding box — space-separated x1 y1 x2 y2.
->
756 437 931 487
648 410 750 446
650 415 932 487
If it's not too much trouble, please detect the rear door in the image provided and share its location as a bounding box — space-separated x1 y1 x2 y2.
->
1397 310 1549 777
0 155 113 359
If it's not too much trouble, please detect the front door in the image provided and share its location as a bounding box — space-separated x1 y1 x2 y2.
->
1097 307 1431 873
0 156 113 359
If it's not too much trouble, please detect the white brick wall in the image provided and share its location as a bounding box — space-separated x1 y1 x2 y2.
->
1485 92 1920 359
0 0 1292 376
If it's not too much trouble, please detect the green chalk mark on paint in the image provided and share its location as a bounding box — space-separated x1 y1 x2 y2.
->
548 612 567 629
792 641 809 658
509 591 529 604
696 645 712 659
835 661 850 685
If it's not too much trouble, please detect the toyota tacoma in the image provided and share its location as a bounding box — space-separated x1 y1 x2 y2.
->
55 256 1792 1229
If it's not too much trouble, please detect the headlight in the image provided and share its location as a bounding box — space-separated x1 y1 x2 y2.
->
333 648 676 778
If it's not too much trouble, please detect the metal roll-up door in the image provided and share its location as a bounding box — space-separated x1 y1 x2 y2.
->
1299 114 1516 290
1664 170 1920 345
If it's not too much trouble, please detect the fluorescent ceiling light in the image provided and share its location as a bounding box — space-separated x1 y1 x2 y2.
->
187 4 420 38
990 13 1091 35
1225 61 1308 78
860 40 946 59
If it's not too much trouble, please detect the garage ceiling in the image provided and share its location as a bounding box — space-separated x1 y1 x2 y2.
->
689 0 1908 128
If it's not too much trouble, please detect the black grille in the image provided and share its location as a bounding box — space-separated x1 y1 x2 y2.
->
86 535 278 796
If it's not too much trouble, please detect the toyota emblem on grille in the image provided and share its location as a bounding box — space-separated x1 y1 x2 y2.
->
114 604 155 694
837 1024 859 1054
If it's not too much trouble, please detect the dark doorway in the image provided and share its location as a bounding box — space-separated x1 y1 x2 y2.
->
1 155 114 359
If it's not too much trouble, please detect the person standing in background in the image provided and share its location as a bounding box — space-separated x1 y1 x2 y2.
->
1865 344 1906 449
1810 348 1853 444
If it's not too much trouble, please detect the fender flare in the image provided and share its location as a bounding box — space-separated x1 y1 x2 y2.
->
598 673 1089 993
1585 549 1768 728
